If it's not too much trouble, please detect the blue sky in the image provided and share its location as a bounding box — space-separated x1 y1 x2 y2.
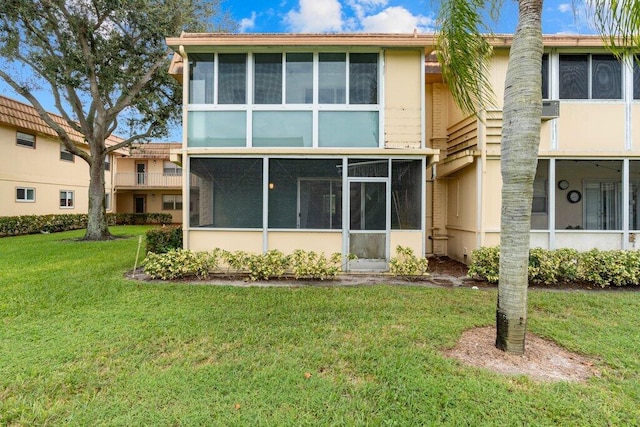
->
2 0 595 143
229 0 595 34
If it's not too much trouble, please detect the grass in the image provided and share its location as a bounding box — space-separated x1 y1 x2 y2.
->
1 226 639 426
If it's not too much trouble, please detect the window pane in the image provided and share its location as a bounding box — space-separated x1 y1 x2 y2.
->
286 53 313 103
630 161 640 230
634 57 640 100
17 132 35 148
541 54 549 99
16 188 25 199
254 53 282 104
26 188 34 200
187 111 246 147
349 53 378 104
531 159 549 230
391 160 421 230
559 55 588 99
268 159 343 229
190 158 262 228
318 111 379 147
218 54 246 104
592 55 621 99
252 111 312 147
60 147 74 161
105 155 111 171
189 53 214 104
163 161 182 175
319 53 346 104
348 159 388 177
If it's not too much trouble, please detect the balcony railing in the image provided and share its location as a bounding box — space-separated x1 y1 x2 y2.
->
115 173 183 188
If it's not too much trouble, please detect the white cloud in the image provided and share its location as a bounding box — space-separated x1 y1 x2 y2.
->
284 0 343 32
347 0 388 20
558 3 571 13
360 6 434 33
239 11 257 32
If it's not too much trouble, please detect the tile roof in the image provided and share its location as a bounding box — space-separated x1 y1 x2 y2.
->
0 95 123 147
128 142 182 159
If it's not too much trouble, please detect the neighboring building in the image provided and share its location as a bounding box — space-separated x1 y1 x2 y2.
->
166 33 640 268
0 95 120 217
113 143 183 223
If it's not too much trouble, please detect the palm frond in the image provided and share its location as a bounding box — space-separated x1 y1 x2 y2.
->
588 0 640 53
436 0 498 116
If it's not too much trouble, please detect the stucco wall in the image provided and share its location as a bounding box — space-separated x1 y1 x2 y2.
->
384 50 423 149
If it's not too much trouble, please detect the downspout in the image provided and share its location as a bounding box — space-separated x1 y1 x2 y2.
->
178 45 189 250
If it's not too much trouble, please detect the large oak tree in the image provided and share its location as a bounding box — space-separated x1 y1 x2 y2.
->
0 0 234 240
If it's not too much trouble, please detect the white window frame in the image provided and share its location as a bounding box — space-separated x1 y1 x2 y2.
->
60 145 74 162
162 194 182 210
187 50 383 149
59 190 74 209
17 131 35 148
16 187 35 202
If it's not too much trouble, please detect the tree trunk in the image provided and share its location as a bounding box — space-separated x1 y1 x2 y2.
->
84 155 112 240
496 0 543 354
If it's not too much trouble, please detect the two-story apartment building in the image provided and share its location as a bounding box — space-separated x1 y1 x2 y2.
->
0 95 119 217
167 33 640 268
437 36 640 262
167 33 440 270
113 143 184 223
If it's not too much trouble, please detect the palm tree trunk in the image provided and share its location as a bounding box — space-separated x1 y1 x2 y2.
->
496 0 543 354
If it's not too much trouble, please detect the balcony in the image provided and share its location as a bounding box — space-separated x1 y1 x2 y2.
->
114 173 183 189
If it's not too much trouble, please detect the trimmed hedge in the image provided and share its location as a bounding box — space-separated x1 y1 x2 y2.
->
469 246 640 288
143 249 349 281
146 226 183 254
0 213 172 237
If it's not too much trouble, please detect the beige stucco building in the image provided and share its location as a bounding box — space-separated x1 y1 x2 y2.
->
113 143 183 223
163 33 640 268
1 95 183 222
0 95 119 217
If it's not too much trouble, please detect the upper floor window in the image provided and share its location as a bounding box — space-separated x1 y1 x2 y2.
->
541 54 549 99
559 54 621 100
60 146 74 162
218 53 247 104
286 53 313 103
188 51 379 106
634 56 640 100
189 53 214 104
17 131 35 148
105 154 111 171
254 53 282 104
163 161 182 176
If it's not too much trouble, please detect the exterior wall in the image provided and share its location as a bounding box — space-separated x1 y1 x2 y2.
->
268 232 342 254
1 125 91 216
390 231 423 257
189 230 263 252
556 103 626 151
384 50 422 148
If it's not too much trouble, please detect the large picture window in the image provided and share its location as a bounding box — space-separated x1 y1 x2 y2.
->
218 54 247 104
559 54 621 100
189 53 214 104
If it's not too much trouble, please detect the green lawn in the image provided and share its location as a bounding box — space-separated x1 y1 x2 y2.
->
1 227 639 426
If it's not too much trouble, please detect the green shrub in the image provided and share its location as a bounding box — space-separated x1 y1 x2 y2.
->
288 250 347 280
469 246 640 288
468 246 500 283
146 226 183 254
0 212 172 237
389 246 429 281
143 248 354 281
143 249 212 280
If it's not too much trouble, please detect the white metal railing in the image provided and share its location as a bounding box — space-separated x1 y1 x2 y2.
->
115 173 182 187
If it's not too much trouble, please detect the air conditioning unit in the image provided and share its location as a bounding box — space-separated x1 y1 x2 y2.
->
541 100 560 121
